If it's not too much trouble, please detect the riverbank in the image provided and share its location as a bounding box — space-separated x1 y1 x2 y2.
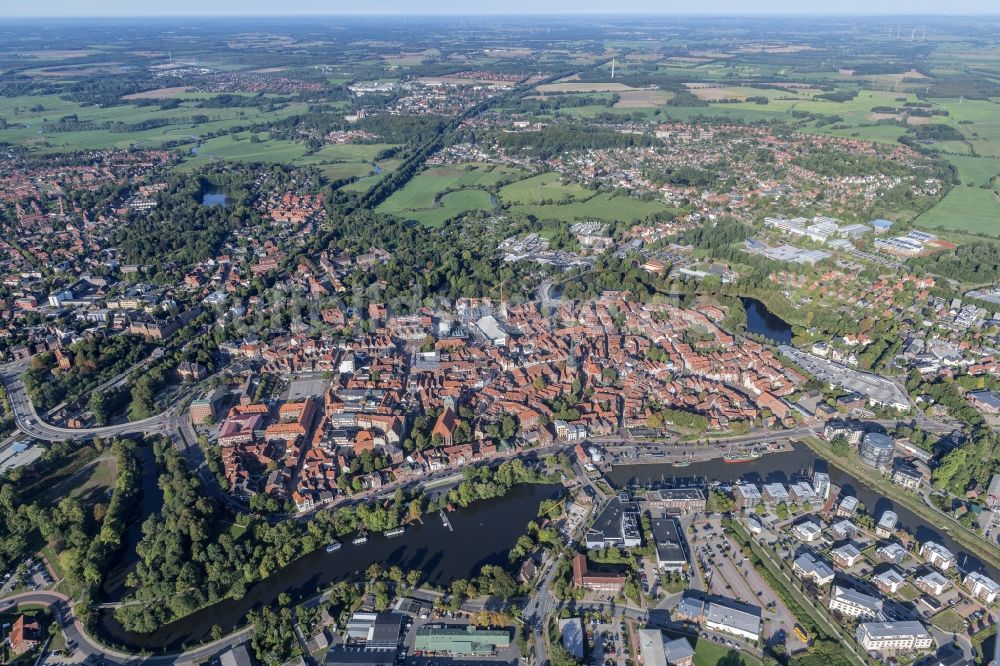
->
602 439 794 467
92 480 562 653
608 440 1000 580
798 435 1000 570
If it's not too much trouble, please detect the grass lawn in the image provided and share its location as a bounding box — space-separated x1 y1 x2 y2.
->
304 143 397 162
692 639 762 666
336 159 402 192
317 162 378 182
227 515 252 540
499 172 591 205
377 163 521 224
914 155 1000 234
397 189 493 227
511 192 672 223
35 454 118 505
379 164 516 210
176 134 401 172
18 446 101 502
896 583 922 602
930 608 967 634
176 133 311 168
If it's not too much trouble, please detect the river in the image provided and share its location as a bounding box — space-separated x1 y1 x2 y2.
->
607 442 999 581
741 297 792 345
99 445 163 603
95 482 561 652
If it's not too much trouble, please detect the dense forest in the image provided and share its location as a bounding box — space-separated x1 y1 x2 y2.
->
908 241 1000 283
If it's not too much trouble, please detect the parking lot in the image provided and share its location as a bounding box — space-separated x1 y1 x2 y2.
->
779 345 909 409
2 557 55 594
693 517 806 654
585 619 631 666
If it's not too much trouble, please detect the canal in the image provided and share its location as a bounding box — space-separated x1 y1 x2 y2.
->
741 296 792 345
607 442 1000 581
96 482 561 652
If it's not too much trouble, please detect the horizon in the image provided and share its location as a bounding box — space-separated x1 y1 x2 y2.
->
7 1 1000 19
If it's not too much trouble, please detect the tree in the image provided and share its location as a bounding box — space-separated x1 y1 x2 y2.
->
406 569 421 588
717 649 746 666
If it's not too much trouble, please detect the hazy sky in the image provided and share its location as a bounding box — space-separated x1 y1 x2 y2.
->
8 0 998 17
11 0 1000 18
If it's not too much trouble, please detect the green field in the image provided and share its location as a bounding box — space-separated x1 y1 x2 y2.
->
36 454 117 506
408 189 494 227
511 191 672 223
175 134 401 173
933 97 1000 157
309 143 397 162
377 163 521 225
692 639 762 666
0 94 309 153
318 162 380 182
498 172 591 204
915 155 1000 233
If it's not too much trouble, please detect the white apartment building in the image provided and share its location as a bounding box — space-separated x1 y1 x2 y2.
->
829 585 884 620
856 622 933 654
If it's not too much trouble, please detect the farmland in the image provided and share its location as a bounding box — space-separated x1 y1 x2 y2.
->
915 155 1000 234
0 95 310 153
510 192 672 223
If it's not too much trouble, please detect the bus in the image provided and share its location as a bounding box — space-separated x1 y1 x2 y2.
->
793 624 810 644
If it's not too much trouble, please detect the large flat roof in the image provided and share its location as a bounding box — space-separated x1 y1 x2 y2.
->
650 516 686 565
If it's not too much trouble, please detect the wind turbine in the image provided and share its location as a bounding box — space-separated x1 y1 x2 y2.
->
611 57 616 79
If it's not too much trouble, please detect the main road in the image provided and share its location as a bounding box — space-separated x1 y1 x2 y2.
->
0 591 251 665
0 360 181 443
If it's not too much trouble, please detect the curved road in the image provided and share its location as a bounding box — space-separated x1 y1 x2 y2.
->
0 591 252 665
0 361 179 443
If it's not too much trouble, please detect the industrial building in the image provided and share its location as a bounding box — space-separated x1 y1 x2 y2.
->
344 612 404 649
638 629 695 666
674 593 762 642
413 625 511 656
650 516 688 571
585 496 642 549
